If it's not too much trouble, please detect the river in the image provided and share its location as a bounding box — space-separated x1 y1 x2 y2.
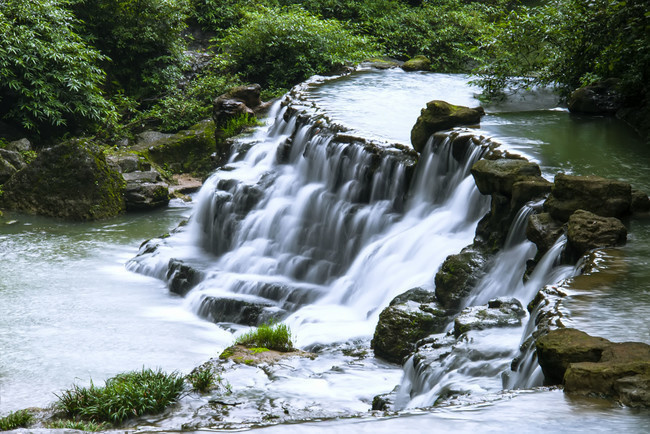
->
1 68 649 431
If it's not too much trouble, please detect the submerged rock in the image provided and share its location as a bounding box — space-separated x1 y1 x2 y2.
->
411 100 485 153
401 55 431 72
536 328 650 407
453 298 526 338
565 210 627 260
544 173 632 221
371 287 448 364
0 140 125 220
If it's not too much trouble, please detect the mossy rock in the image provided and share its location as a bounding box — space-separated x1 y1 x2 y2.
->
0 139 125 220
410 100 484 153
526 212 564 259
402 55 431 72
371 288 447 364
565 210 627 260
434 247 488 310
136 120 224 178
470 158 543 198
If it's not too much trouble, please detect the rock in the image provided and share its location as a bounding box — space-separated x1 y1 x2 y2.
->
106 153 146 173
197 295 284 326
135 130 174 146
537 328 650 406
6 138 31 152
536 328 611 384
526 212 564 257
401 55 431 72
135 120 224 177
453 297 526 338
213 84 266 129
566 210 627 259
567 80 622 115
360 58 401 70
372 392 395 411
123 170 170 211
631 189 650 213
371 287 448 364
0 140 125 220
218 344 313 366
166 259 204 296
0 149 24 184
511 178 553 209
544 173 632 221
435 247 488 310
410 100 485 153
471 159 543 197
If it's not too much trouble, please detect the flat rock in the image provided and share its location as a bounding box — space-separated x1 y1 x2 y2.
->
453 297 526 338
566 210 627 259
471 158 543 197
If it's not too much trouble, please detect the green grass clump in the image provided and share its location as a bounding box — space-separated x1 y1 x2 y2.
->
220 113 262 138
47 419 107 431
235 322 294 352
0 409 32 431
55 368 184 425
186 368 218 393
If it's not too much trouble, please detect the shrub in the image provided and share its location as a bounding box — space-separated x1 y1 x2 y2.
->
55 368 185 424
235 322 294 352
0 410 32 431
220 113 262 138
186 366 231 394
0 0 111 134
220 6 378 89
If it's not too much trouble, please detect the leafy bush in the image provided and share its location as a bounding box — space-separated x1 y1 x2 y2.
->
220 6 378 89
474 0 650 102
235 322 294 352
0 409 32 431
55 368 185 424
0 0 111 134
220 113 262 138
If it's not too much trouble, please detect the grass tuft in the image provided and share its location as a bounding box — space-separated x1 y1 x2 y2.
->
0 409 32 431
55 368 184 425
186 367 229 394
235 322 294 352
220 113 262 137
47 419 108 431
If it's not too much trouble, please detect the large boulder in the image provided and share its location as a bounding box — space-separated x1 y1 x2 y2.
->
401 55 431 72
0 140 125 220
453 297 526 338
134 120 224 177
526 212 564 258
371 287 448 364
566 210 627 259
567 80 622 115
213 84 268 130
536 328 650 407
411 100 485 153
435 247 488 310
544 173 632 221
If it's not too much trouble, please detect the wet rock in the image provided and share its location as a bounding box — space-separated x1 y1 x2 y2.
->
435 247 488 310
166 259 204 296
544 173 632 221
0 139 125 220
371 392 395 411
511 178 553 210
197 295 284 326
567 80 622 115
106 153 147 173
453 297 526 338
371 287 448 364
471 159 543 197
401 55 431 72
631 189 650 213
360 58 401 69
565 210 627 260
0 148 26 184
526 212 564 257
536 328 610 384
134 120 223 177
537 328 650 406
123 170 170 211
219 345 313 366
411 100 485 153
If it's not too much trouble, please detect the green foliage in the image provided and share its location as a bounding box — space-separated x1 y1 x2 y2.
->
0 0 112 134
235 322 294 352
220 113 262 138
364 0 500 70
55 368 185 424
72 0 190 100
474 0 650 103
0 409 32 431
186 366 231 394
220 6 378 89
47 419 108 431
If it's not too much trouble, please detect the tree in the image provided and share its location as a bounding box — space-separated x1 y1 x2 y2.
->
0 0 111 134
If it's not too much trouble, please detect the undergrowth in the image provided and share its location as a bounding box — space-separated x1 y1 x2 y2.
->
0 410 32 431
235 322 294 352
55 368 184 425
186 367 230 394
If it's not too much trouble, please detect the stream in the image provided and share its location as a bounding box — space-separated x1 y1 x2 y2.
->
1 68 649 431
